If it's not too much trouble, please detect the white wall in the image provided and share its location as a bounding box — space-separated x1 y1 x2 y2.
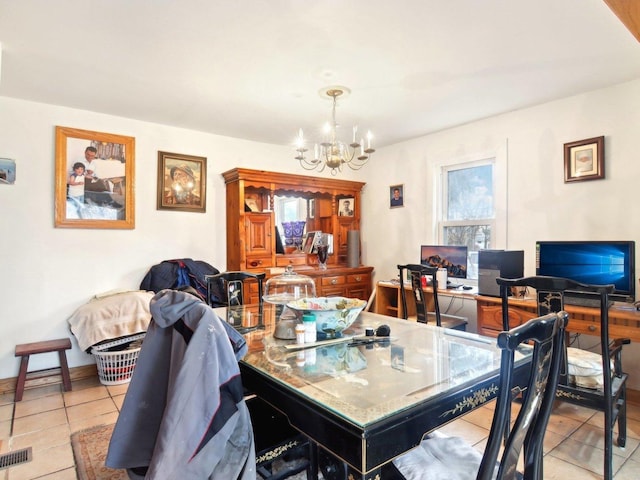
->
0 96 308 380
360 78 640 389
2 79 639 389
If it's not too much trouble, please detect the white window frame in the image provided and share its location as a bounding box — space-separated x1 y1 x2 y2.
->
432 143 508 281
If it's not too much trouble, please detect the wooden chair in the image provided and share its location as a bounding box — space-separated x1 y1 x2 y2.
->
397 264 467 331
496 276 629 480
390 310 569 480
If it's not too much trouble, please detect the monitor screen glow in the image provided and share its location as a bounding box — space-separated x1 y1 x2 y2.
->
535 240 635 301
420 245 468 279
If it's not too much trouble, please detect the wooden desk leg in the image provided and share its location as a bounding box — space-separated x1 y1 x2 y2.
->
15 355 30 401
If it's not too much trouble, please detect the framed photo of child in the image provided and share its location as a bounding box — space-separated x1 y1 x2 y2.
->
55 126 135 229
390 184 404 208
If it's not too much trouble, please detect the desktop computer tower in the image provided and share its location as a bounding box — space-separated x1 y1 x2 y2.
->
478 250 525 297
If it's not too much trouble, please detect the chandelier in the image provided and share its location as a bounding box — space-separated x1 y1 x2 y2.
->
295 87 374 175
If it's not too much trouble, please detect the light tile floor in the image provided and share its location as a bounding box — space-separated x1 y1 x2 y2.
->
0 378 639 479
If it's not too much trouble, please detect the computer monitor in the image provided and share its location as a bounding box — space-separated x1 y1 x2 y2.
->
420 245 468 279
536 240 635 303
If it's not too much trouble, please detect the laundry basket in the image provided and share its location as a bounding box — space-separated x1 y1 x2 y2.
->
91 333 145 385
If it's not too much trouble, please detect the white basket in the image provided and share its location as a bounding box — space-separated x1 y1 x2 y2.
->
90 333 145 386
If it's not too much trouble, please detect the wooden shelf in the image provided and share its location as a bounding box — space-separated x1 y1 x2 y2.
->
222 168 373 302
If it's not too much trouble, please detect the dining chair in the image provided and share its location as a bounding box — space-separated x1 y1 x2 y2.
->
397 264 467 331
205 271 265 307
205 271 314 480
496 276 629 480
390 310 569 480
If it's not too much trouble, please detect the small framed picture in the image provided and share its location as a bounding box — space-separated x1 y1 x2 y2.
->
157 151 207 212
338 197 354 216
564 136 604 183
0 158 16 185
390 184 404 208
245 197 259 212
302 231 321 254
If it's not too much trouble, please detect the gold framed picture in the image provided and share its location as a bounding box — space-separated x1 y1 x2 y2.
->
55 126 135 229
157 151 207 212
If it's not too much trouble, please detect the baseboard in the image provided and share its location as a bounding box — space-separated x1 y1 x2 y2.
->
0 364 97 395
627 387 640 406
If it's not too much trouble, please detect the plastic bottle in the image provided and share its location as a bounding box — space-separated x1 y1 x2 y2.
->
295 324 306 345
302 314 317 343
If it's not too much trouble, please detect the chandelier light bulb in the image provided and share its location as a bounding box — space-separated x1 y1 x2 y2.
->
295 86 374 176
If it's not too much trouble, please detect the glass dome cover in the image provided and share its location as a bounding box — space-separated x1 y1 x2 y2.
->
263 265 316 304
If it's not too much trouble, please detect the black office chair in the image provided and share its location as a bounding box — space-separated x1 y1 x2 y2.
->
390 310 568 480
206 271 314 480
496 276 629 480
397 264 467 331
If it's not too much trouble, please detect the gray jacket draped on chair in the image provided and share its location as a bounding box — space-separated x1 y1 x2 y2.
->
106 289 256 479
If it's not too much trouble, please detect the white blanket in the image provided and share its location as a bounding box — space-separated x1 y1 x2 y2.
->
392 431 498 480
67 290 153 351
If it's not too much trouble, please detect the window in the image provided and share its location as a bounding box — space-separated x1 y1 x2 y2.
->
439 159 496 280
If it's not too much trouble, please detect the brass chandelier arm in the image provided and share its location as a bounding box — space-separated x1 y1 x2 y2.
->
295 86 374 176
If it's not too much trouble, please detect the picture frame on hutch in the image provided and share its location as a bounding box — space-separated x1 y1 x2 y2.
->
157 151 207 213
338 197 355 217
564 136 604 183
55 126 135 229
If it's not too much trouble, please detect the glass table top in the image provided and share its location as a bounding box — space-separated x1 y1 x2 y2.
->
216 304 531 427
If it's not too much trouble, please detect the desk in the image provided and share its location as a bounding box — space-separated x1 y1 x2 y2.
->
376 281 640 343
476 295 640 342
218 304 532 479
375 280 478 319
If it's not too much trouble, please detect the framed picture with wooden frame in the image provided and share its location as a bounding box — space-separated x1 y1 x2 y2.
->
55 126 135 229
157 151 207 212
564 136 604 183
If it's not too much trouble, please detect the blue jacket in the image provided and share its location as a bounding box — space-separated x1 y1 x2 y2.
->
106 289 255 479
139 258 225 307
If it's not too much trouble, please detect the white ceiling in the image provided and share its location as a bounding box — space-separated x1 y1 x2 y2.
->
1 0 639 149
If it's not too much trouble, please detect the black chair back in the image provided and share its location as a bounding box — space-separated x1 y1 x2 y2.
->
479 310 568 480
398 264 441 324
205 271 265 307
397 264 467 331
496 276 626 480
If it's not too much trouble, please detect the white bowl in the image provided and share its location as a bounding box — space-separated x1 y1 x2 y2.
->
286 297 367 337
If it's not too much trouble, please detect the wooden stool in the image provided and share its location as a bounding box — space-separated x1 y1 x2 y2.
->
14 338 72 401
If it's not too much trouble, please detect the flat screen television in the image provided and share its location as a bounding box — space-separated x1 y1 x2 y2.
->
535 240 636 303
420 245 468 279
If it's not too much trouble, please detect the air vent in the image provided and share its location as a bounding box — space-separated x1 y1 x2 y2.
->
0 447 32 470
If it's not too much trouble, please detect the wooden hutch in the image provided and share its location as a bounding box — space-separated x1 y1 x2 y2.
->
222 168 373 302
